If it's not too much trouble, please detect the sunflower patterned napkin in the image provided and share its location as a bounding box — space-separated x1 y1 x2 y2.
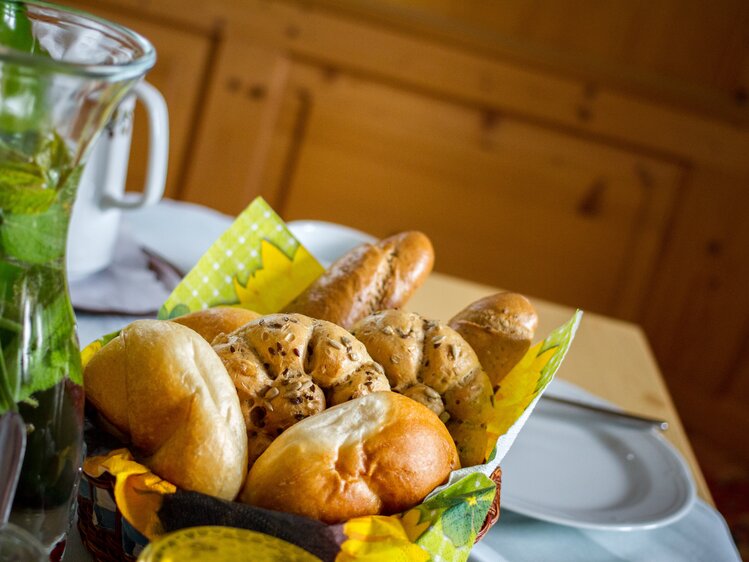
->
158 197 324 318
80 197 582 562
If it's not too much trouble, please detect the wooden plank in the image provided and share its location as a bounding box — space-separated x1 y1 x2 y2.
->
311 0 749 122
275 64 681 319
642 168 749 396
179 35 291 213
91 0 749 174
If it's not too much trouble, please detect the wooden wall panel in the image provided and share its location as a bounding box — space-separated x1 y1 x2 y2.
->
92 0 749 174
315 0 749 119
67 1 213 200
180 37 291 213
275 65 681 318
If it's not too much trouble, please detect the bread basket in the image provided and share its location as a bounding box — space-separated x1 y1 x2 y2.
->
76 198 581 561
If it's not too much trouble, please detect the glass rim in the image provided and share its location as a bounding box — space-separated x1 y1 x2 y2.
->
0 0 155 81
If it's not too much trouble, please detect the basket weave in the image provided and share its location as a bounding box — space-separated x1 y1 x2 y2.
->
77 471 139 562
77 465 502 561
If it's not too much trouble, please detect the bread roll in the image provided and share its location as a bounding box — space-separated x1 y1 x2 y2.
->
172 307 260 343
282 231 434 329
212 313 390 466
242 392 459 523
84 320 248 500
352 310 494 467
449 292 538 388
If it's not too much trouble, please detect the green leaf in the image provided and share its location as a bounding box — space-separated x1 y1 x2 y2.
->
0 1 50 133
413 473 496 550
1 209 67 264
534 309 583 393
0 266 80 414
159 303 191 320
0 1 36 52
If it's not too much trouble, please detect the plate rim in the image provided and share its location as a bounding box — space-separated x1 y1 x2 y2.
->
500 379 697 531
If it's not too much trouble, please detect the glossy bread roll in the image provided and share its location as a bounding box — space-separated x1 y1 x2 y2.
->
212 313 390 466
283 231 434 329
172 307 260 343
449 292 538 388
242 392 459 523
353 310 495 467
83 320 248 500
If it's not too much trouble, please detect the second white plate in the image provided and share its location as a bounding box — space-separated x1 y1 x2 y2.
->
287 220 376 267
500 379 696 531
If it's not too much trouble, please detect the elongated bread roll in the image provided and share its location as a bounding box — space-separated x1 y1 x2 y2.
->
242 392 459 523
283 231 434 329
352 310 494 467
449 292 538 388
83 320 248 500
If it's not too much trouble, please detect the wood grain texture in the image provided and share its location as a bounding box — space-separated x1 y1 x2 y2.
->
274 63 681 319
313 0 749 121
90 0 749 173
180 36 291 213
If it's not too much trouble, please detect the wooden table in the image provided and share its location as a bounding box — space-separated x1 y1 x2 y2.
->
410 272 713 505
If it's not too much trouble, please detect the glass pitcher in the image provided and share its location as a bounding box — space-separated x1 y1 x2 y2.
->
0 1 155 557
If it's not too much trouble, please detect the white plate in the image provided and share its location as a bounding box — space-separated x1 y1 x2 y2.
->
287 220 376 267
500 379 696 531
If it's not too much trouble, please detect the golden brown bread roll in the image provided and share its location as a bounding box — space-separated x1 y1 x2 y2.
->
449 292 538 388
83 320 248 500
352 310 494 467
242 392 459 523
172 307 260 343
282 231 434 329
212 313 390 466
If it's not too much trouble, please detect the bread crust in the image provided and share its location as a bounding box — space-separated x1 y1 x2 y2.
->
283 231 434 329
448 292 538 388
242 392 459 523
353 310 494 467
83 320 248 500
212 313 390 466
172 307 260 343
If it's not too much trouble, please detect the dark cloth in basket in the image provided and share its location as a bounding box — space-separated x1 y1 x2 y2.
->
159 491 344 560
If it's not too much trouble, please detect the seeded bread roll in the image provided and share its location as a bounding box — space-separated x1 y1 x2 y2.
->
212 313 390 466
282 231 434 329
83 320 248 500
449 292 538 389
352 310 494 467
172 307 261 343
242 392 459 523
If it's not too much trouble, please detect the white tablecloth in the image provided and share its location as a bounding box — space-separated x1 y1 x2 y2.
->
65 199 742 562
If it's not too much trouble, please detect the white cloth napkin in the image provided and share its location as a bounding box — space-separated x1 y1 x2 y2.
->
69 225 181 316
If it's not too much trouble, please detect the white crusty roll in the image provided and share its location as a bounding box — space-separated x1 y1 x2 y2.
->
241 392 459 523
83 320 248 500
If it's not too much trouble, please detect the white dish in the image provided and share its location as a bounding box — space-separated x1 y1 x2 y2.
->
500 379 696 531
287 220 376 267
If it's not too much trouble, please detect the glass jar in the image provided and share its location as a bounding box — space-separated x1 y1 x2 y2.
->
0 1 155 557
